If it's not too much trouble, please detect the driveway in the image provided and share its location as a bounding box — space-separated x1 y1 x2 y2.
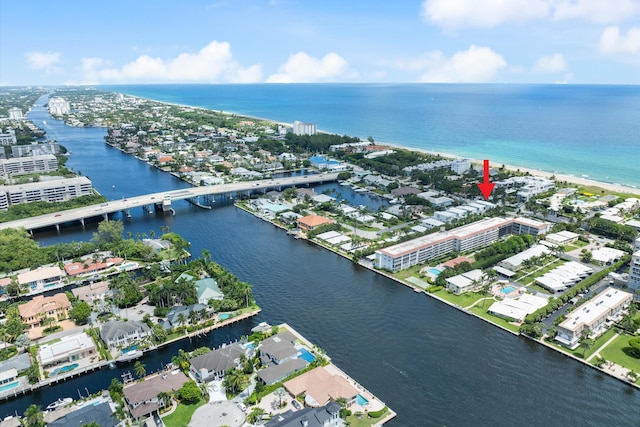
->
189 400 245 427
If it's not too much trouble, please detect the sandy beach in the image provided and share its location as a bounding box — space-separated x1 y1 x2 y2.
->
381 142 640 197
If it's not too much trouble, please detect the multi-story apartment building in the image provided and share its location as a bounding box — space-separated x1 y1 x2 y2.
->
292 120 317 136
0 176 93 210
375 217 551 272
556 287 633 348
0 154 58 177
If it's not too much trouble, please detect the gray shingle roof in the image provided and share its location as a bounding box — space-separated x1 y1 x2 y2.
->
265 402 341 427
0 353 31 373
99 320 150 343
47 401 118 427
189 343 244 378
257 358 307 385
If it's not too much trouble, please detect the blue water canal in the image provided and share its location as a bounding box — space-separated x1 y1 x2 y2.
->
1 98 638 426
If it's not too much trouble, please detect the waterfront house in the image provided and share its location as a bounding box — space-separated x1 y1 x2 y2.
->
195 277 223 305
189 342 245 382
100 320 151 349
38 332 96 369
64 256 125 277
47 400 118 427
257 358 308 385
123 370 189 419
259 331 298 366
19 293 71 329
284 366 359 408
0 353 31 392
265 402 341 427
297 215 333 233
17 266 65 292
162 303 212 330
71 281 111 304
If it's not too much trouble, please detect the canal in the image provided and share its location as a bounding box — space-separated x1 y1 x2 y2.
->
1 97 638 427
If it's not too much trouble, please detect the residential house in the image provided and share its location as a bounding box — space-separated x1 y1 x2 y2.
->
444 270 485 295
71 281 111 304
47 401 118 427
38 332 96 368
189 342 246 382
195 277 223 305
123 370 189 419
297 215 333 233
100 320 151 349
284 366 359 408
259 331 298 366
162 303 212 330
19 293 71 329
265 402 341 427
17 266 65 292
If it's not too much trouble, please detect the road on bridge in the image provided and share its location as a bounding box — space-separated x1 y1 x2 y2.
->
0 173 339 232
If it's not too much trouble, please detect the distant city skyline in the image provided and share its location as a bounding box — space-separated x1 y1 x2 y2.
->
1 0 639 86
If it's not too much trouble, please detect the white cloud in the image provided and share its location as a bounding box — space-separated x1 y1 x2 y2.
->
267 52 351 83
599 26 640 54
421 0 548 28
86 40 262 83
415 45 507 83
534 53 568 73
551 0 639 23
25 51 61 72
421 0 640 28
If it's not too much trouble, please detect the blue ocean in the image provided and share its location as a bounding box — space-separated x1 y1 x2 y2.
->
102 84 640 188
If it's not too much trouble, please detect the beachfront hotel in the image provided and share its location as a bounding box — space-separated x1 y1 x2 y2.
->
374 217 551 272
555 287 633 348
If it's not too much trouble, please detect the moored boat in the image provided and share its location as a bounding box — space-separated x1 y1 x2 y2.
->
115 349 143 364
46 397 72 411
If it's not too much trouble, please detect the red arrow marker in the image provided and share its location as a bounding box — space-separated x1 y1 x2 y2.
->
477 159 495 200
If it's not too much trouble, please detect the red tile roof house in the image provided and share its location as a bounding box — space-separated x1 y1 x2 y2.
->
64 257 125 277
18 293 71 329
123 370 189 420
297 215 334 233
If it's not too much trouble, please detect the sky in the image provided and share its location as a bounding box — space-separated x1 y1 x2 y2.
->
1 0 639 86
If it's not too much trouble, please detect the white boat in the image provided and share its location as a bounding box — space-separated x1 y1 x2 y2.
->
116 349 143 364
46 397 72 411
251 322 272 333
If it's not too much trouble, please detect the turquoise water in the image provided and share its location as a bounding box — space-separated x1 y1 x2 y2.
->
218 313 231 321
0 382 19 392
428 268 442 276
298 348 316 363
50 363 78 376
357 394 369 406
103 84 640 189
501 286 516 294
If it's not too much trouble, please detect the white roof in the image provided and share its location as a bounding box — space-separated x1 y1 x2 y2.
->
559 287 633 332
317 231 342 241
500 245 550 269
591 247 625 264
326 235 351 245
18 266 64 285
39 332 95 366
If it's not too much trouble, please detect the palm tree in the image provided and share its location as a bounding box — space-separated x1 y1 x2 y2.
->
134 361 146 378
222 368 243 395
274 387 286 408
157 391 171 408
176 313 187 331
23 404 44 427
201 249 211 265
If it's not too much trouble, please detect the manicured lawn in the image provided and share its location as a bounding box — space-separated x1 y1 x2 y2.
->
546 328 617 360
599 334 640 376
163 398 206 427
394 264 427 281
346 410 390 427
468 305 520 333
432 289 485 308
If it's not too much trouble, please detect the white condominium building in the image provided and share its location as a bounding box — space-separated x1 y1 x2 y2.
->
375 216 551 272
556 287 632 348
0 129 17 146
48 97 70 115
0 176 93 210
292 121 317 136
628 250 640 290
0 154 58 177
8 107 23 120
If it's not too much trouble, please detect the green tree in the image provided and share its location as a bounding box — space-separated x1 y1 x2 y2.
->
579 338 594 358
23 404 44 427
628 337 640 358
222 368 244 395
71 301 92 325
247 407 265 424
92 220 124 249
178 380 201 403
134 361 146 378
152 324 168 344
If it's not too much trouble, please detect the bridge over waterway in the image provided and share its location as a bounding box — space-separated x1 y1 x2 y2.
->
0 173 339 232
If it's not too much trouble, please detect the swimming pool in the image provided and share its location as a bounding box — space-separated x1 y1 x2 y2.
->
427 268 442 276
356 394 369 406
0 381 19 393
218 313 232 321
50 363 78 377
500 285 516 294
298 348 316 363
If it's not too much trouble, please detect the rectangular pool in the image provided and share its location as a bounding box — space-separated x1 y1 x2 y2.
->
500 285 516 294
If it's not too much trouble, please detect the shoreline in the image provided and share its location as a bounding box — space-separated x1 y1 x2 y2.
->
107 90 640 195
237 204 640 392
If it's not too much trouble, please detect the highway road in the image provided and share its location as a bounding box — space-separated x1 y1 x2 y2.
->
0 173 339 232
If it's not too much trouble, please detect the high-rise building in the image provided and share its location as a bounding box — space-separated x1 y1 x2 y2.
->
48 97 70 116
293 121 317 136
628 250 640 290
